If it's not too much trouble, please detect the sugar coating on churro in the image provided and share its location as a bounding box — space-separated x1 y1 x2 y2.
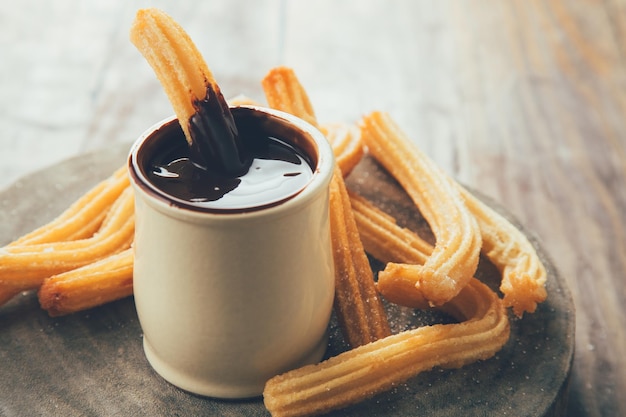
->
329 167 391 347
361 111 482 306
262 66 389 347
458 186 547 316
263 279 510 417
349 191 431 309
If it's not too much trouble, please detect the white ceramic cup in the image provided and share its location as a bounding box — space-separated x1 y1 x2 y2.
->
128 106 335 399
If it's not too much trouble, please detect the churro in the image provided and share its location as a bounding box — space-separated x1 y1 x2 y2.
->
261 66 364 176
130 8 247 175
262 66 390 347
329 168 391 347
8 167 128 247
349 127 545 315
360 111 482 306
38 248 134 317
349 191 432 266
130 9 212 146
320 122 364 176
262 66 318 128
266 191 510 416
349 191 431 308
458 186 547 316
0 187 134 301
263 278 510 417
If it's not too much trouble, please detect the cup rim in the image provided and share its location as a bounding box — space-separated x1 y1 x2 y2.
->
128 105 335 223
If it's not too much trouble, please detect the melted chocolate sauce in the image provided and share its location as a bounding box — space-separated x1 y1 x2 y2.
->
136 109 317 212
148 133 312 210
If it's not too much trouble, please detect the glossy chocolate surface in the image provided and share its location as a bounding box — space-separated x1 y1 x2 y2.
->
131 108 318 213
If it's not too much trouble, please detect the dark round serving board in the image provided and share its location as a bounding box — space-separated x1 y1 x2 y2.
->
0 145 574 416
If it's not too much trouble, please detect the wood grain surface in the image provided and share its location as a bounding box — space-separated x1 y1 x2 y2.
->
1 1 624 416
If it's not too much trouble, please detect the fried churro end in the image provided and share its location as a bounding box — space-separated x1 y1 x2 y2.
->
501 268 548 317
262 66 318 128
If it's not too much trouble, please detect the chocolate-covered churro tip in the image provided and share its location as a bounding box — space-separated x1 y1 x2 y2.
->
189 84 250 176
130 8 248 176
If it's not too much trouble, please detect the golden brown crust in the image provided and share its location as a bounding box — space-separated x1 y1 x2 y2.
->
360 111 482 306
329 167 391 347
0 187 134 298
348 151 547 316
262 66 390 347
458 186 547 316
8 167 128 247
262 66 318 128
263 279 510 417
349 191 432 265
320 122 364 177
261 67 365 177
130 8 217 146
38 248 134 317
349 191 431 308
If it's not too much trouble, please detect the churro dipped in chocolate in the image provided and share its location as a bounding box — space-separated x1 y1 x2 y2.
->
131 11 319 213
360 111 482 306
130 8 248 175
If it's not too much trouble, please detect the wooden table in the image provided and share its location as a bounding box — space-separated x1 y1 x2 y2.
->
1 1 624 416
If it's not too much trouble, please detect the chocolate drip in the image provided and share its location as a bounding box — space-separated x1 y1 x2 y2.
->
188 85 250 176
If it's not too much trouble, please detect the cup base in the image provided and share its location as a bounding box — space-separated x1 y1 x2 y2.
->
142 331 329 399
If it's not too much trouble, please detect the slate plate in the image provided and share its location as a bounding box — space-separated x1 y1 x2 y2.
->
0 145 574 417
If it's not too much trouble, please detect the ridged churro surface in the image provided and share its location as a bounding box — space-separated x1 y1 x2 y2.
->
361 111 482 306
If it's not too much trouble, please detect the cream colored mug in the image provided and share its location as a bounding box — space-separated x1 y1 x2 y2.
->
128 106 335 398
